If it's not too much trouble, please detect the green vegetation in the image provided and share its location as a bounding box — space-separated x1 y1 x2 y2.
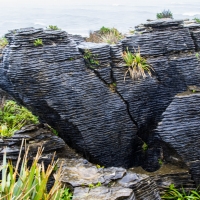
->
96 164 104 169
158 159 163 165
142 142 148 151
196 53 200 61
0 37 8 49
99 26 111 34
0 100 39 137
157 10 173 19
162 184 200 199
86 26 124 44
83 49 99 68
0 140 72 199
88 182 102 190
61 188 73 200
34 38 43 46
48 25 61 30
122 48 154 81
194 18 200 23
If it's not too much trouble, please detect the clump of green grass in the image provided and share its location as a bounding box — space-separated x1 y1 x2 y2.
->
34 38 43 46
157 10 173 19
0 100 39 137
162 184 200 199
122 47 154 81
194 18 200 23
142 142 148 151
0 140 72 199
0 37 8 49
86 26 124 44
83 49 99 68
48 25 61 30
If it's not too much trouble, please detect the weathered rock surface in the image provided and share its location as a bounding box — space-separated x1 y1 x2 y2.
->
60 158 161 200
0 123 65 161
1 19 200 189
156 93 200 185
1 27 138 168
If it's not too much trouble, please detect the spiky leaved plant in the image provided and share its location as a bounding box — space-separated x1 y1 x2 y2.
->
0 140 72 199
122 47 154 81
157 10 173 19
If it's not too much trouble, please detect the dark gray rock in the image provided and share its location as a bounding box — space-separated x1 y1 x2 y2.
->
1 28 138 168
156 93 200 185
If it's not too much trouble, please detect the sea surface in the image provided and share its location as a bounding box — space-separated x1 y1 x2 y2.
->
0 0 200 37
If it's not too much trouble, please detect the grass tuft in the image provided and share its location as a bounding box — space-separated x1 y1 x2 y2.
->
122 47 154 81
0 37 8 49
157 10 173 19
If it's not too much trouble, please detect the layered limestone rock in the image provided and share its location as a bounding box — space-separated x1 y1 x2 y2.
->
156 92 200 185
1 19 200 187
1 27 138 168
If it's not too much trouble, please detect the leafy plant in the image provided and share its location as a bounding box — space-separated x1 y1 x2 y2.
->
0 37 8 48
122 47 154 81
0 140 71 199
158 159 163 165
162 184 200 199
194 18 200 23
86 27 124 44
48 25 60 30
196 53 200 61
61 188 73 200
88 182 102 190
157 10 173 19
142 142 148 151
0 100 39 137
99 26 111 34
34 38 43 46
83 49 99 68
96 164 104 169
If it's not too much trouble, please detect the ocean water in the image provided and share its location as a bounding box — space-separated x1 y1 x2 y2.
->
0 0 200 37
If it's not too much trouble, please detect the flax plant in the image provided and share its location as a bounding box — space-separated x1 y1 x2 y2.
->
0 140 70 200
122 47 154 81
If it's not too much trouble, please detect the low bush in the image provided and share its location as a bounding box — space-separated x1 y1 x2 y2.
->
0 140 72 199
122 48 154 81
157 10 173 19
0 100 39 137
86 26 124 44
83 49 99 68
194 18 200 23
48 25 60 30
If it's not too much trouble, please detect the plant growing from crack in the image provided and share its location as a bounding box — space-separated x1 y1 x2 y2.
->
142 142 148 152
83 49 99 69
34 38 43 46
122 47 154 81
196 53 200 61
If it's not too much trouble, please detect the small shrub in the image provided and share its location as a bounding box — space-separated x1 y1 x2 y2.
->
48 25 60 30
0 100 39 137
162 184 200 199
86 27 124 44
34 38 43 46
122 47 154 81
99 26 111 34
157 10 173 19
0 37 8 48
194 18 200 23
0 140 71 199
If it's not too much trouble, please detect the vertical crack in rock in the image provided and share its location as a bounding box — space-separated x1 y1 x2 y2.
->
1 28 138 168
